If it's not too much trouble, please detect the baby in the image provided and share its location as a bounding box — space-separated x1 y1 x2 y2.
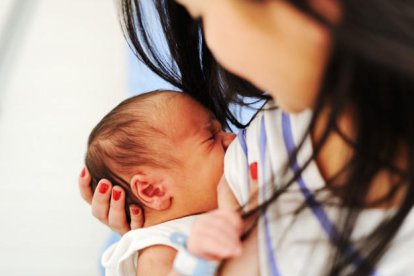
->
85 90 240 275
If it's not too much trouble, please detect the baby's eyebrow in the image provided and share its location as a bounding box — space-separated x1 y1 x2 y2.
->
199 117 215 137
203 120 213 131
209 113 223 129
207 113 220 128
200 113 220 134
195 118 212 137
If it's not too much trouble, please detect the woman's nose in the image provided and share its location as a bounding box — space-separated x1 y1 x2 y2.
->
221 132 236 150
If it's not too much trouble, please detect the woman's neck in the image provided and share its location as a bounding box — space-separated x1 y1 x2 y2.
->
310 107 406 208
311 106 353 186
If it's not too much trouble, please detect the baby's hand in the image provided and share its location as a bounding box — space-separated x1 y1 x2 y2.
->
187 209 243 261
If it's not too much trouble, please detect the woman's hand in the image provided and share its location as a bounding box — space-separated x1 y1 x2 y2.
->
78 167 144 234
187 209 243 261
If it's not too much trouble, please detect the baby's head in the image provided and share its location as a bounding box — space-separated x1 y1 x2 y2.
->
85 90 234 225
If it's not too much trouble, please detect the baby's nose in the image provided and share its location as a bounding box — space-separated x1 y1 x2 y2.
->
221 132 236 150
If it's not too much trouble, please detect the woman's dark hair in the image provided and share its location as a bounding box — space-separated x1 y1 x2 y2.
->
117 0 269 130
118 0 414 274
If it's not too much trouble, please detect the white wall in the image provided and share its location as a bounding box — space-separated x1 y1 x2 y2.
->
0 0 128 275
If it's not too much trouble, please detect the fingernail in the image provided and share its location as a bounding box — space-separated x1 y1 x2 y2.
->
249 162 258 181
80 167 86 178
98 183 109 194
131 206 140 215
113 189 121 201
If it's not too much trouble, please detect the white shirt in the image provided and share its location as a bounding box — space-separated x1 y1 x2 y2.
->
224 102 414 276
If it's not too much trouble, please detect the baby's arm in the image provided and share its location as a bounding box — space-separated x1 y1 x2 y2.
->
137 245 180 276
187 209 243 261
170 170 258 274
137 210 242 276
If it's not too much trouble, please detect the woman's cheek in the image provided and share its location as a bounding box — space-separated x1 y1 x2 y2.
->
202 11 246 74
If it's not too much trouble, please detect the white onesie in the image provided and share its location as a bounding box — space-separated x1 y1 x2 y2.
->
101 215 197 276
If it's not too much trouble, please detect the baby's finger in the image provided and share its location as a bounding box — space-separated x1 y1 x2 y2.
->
190 231 242 259
203 229 242 253
187 210 243 258
108 186 130 235
129 205 144 230
91 179 112 224
213 210 243 234
78 167 93 204
199 214 242 239
193 210 243 238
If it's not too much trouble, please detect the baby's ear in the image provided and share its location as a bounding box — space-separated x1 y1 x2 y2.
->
130 172 172 211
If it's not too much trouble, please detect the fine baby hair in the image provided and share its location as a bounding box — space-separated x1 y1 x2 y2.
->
85 90 180 220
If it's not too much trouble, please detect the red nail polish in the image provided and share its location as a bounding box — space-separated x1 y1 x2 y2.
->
113 190 121 201
249 162 258 181
131 207 140 215
99 183 109 194
80 168 86 178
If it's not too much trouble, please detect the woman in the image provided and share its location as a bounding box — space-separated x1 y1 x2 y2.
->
80 0 414 274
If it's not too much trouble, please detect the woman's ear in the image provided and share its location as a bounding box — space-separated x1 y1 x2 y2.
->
130 173 172 211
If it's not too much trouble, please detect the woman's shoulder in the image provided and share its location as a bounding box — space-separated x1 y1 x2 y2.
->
243 102 313 171
245 101 312 142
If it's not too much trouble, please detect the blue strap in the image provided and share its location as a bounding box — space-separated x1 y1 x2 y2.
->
237 129 248 158
170 232 188 247
170 232 219 276
237 128 253 202
260 116 281 276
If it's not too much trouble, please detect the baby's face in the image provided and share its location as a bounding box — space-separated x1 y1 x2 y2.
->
161 94 235 213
